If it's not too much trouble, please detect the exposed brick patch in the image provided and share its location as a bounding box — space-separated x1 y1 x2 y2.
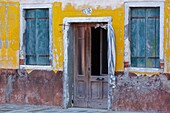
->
113 72 170 113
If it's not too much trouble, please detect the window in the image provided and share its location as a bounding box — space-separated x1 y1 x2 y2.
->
124 2 164 72
20 4 52 70
130 7 160 68
24 9 50 65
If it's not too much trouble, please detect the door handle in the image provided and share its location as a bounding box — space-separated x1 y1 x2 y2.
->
96 78 104 81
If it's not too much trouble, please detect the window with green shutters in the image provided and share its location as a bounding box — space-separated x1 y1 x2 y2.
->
24 9 50 65
130 7 160 68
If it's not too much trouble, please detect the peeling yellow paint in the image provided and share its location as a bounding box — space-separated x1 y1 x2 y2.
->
0 1 19 69
164 0 170 73
54 3 125 71
26 69 33 74
1 0 170 75
130 72 161 77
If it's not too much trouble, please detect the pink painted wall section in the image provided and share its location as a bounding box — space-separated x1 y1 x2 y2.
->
0 70 63 106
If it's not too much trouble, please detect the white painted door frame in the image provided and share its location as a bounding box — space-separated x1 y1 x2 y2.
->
63 17 113 110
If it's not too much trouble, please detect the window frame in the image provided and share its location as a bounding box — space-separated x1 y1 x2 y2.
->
124 1 164 72
20 4 53 70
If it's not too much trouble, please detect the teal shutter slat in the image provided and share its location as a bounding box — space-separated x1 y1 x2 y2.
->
131 8 145 17
36 9 49 18
146 8 156 67
25 9 36 18
137 18 146 67
36 9 50 65
146 8 160 68
131 18 137 67
131 8 146 67
155 8 160 68
131 7 160 68
25 10 36 65
25 9 50 65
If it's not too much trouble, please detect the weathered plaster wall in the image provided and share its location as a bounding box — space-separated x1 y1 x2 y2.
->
0 2 19 69
0 69 63 106
164 0 170 73
113 72 170 113
0 0 170 112
1 0 170 73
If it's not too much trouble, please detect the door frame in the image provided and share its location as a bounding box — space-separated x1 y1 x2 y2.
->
63 17 113 110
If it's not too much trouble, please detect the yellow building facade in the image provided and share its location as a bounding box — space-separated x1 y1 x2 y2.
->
0 0 170 112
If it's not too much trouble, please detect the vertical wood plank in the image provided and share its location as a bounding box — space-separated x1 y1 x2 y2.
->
131 8 145 67
36 9 50 65
146 8 160 68
25 10 36 65
155 8 160 68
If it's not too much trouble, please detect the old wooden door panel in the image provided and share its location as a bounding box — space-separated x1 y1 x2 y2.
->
74 24 108 109
74 25 88 107
88 27 108 108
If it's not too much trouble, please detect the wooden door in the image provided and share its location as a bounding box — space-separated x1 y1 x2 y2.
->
74 23 108 109
88 26 108 109
74 24 88 107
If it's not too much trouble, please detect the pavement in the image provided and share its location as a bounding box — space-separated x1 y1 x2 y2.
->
0 104 158 113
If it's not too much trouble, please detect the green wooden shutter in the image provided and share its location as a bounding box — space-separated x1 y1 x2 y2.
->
25 10 36 65
25 9 50 65
155 8 160 68
146 8 160 68
131 8 146 67
36 9 50 65
131 8 160 68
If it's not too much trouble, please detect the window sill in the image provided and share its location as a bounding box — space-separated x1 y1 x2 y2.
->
20 65 52 70
125 67 163 73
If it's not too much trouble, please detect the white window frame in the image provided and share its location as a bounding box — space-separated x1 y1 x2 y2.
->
124 1 164 73
20 4 53 70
